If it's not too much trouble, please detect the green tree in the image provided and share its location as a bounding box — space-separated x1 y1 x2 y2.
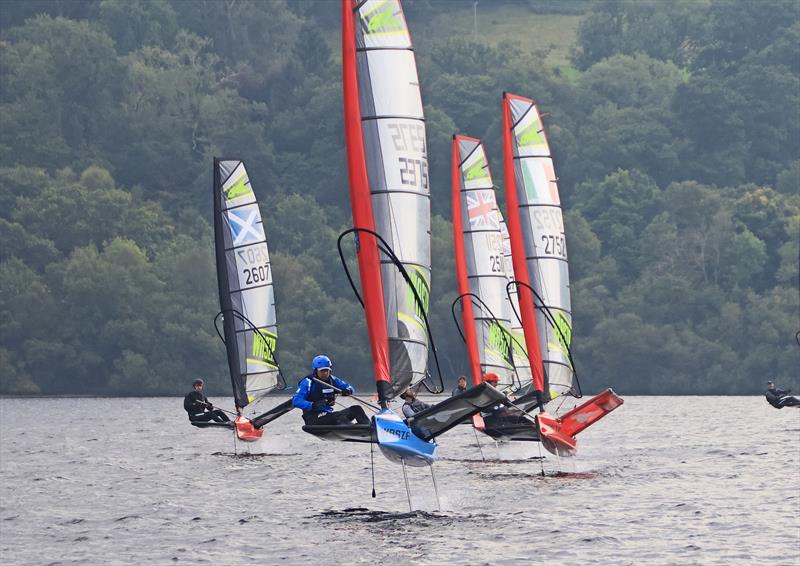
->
98 0 178 54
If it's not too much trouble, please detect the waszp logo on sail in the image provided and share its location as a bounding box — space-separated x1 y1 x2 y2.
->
361 0 404 35
249 330 277 368
464 156 490 182
515 117 545 149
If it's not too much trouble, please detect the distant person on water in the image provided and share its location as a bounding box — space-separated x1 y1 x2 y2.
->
184 379 231 423
765 381 793 408
451 375 468 397
293 355 370 426
400 387 432 419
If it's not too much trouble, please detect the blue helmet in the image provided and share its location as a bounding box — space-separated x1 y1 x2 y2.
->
311 355 332 371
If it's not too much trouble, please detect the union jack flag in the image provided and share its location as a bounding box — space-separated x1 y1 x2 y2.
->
466 190 499 230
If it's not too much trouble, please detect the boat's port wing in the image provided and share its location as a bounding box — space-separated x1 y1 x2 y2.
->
558 388 624 437
251 398 294 429
482 422 540 442
406 383 507 441
301 424 373 443
537 388 624 456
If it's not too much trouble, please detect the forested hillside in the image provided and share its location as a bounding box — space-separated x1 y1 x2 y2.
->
1 0 797 396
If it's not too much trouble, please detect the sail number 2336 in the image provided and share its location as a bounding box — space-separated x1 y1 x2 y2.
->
388 122 428 190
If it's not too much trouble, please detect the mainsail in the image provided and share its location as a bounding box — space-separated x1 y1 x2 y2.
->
502 93 575 403
451 135 516 389
498 213 533 392
213 158 280 418
343 0 431 401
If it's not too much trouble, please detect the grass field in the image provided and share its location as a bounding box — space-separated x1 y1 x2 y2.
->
425 3 583 69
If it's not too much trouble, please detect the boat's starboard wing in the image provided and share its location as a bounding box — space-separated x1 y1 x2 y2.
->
406 383 507 441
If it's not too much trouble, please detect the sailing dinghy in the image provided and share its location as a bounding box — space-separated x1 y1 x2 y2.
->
501 93 623 455
301 0 505 470
211 158 293 442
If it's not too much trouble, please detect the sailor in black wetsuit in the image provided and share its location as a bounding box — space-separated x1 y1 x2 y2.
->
184 379 230 423
765 381 793 408
400 388 431 419
450 375 468 397
292 355 370 426
481 372 527 428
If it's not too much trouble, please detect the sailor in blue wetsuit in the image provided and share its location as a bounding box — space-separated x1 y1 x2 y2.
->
292 355 370 426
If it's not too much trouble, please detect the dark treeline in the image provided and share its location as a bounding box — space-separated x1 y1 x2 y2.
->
0 0 797 397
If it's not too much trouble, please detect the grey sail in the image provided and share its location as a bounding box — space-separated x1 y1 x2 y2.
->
354 0 431 397
506 96 575 400
455 136 516 389
213 159 279 416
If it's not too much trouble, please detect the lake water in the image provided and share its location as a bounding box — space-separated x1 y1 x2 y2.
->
1 396 798 565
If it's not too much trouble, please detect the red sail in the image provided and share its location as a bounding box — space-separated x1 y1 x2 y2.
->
342 0 391 395
502 92 545 394
451 135 484 387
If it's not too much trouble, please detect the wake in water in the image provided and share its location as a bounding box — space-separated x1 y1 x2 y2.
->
317 508 490 525
210 451 301 459
440 456 546 463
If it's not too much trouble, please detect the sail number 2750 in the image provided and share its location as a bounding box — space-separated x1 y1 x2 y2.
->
541 234 567 258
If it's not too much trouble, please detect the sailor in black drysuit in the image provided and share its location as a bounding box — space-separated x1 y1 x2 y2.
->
184 378 230 423
481 373 528 428
292 355 370 426
765 381 794 408
450 375 468 397
400 388 431 419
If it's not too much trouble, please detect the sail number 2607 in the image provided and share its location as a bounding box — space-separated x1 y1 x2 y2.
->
238 247 271 286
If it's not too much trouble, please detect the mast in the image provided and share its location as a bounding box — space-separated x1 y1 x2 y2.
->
342 0 392 402
451 136 483 386
213 158 245 408
502 93 546 398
